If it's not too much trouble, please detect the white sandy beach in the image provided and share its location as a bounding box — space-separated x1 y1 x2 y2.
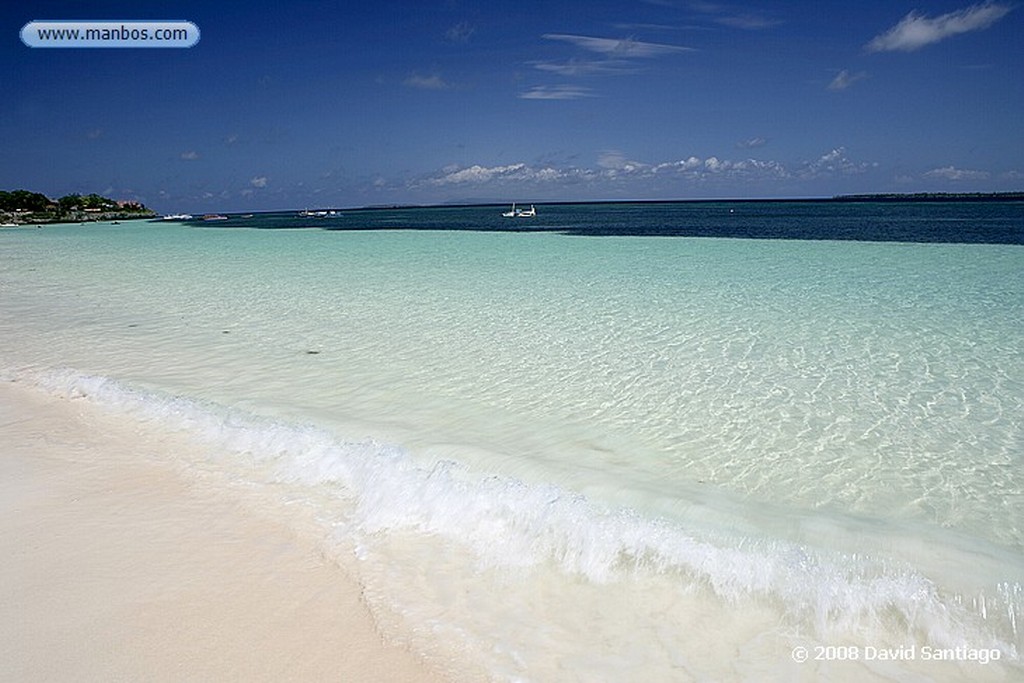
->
0 380 451 682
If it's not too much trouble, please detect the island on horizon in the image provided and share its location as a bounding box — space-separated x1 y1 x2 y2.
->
830 191 1024 202
0 189 155 226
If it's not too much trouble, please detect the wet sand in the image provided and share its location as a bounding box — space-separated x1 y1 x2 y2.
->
0 380 449 682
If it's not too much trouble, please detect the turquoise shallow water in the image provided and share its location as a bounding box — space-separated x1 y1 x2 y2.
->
2 205 1023 680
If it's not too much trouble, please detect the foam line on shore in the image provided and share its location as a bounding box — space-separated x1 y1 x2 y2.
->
5 365 1021 656
0 376 453 682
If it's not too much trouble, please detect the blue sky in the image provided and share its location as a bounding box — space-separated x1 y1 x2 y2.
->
3 1 1021 211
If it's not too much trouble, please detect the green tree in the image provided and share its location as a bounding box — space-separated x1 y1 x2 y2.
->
83 193 106 209
2 190 51 212
58 194 83 212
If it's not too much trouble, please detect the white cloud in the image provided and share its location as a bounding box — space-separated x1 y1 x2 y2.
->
519 85 595 100
653 156 704 173
704 156 727 173
250 176 268 188
714 13 781 30
866 2 1012 53
428 164 530 185
543 33 693 57
827 70 868 91
412 148 883 195
697 156 789 179
613 22 703 32
403 73 451 90
924 166 990 181
533 33 692 101
419 163 603 189
647 155 790 182
531 58 638 77
799 147 874 178
532 167 565 182
180 150 200 160
422 151 797 190
598 151 647 172
444 21 474 43
736 137 767 149
688 3 782 30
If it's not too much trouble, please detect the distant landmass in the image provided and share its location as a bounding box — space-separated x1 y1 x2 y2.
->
831 192 1024 202
0 189 155 225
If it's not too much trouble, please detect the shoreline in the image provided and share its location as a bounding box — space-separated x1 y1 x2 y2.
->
0 380 451 682
0 215 156 227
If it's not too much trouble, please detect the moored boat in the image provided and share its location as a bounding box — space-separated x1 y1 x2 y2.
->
502 203 537 217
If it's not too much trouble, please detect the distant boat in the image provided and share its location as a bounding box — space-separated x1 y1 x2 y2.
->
502 203 536 217
161 213 193 221
240 214 254 218
200 214 228 221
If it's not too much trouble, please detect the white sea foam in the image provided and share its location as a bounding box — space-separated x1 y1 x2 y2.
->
9 365 1022 679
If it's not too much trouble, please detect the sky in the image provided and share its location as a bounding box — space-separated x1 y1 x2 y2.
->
3 1 1022 211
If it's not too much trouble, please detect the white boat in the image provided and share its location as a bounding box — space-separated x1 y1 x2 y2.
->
502 203 536 217
161 213 193 221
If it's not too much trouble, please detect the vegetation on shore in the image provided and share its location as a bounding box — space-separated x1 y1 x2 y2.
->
0 189 155 225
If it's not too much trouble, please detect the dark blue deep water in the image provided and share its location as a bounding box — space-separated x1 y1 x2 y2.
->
190 200 1024 245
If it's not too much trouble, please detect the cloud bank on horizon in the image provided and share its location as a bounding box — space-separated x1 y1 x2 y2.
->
1 0 1020 210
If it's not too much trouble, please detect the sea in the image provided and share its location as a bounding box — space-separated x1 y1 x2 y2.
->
2 201 1022 681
